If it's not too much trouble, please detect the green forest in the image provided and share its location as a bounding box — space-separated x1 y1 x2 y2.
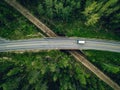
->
0 0 120 90
18 0 120 39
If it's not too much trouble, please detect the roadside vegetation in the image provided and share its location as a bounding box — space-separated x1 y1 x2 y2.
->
84 50 120 85
54 21 120 40
0 51 112 90
17 0 120 40
0 0 42 40
0 0 120 90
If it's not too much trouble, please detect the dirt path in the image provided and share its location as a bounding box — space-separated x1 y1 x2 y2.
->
5 0 120 89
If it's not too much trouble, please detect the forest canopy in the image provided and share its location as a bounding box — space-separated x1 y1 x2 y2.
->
0 0 120 90
19 0 120 30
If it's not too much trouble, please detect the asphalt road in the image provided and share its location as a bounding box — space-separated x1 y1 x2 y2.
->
3 1 120 89
0 38 120 52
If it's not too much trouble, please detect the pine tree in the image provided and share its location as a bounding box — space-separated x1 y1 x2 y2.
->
83 0 120 30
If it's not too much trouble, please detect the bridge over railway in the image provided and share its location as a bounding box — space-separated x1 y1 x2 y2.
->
0 38 120 53
4 0 120 90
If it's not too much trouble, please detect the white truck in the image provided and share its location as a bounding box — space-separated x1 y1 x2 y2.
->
77 40 85 44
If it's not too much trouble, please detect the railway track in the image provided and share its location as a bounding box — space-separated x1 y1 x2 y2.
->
70 51 120 90
5 0 120 89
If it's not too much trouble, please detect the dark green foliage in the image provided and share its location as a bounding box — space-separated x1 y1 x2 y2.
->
83 0 120 30
0 51 112 90
18 0 82 21
17 0 120 38
54 20 120 40
0 0 120 90
84 50 120 85
18 0 120 31
0 1 42 40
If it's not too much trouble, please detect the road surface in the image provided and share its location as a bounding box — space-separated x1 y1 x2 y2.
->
4 0 120 90
0 38 120 53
